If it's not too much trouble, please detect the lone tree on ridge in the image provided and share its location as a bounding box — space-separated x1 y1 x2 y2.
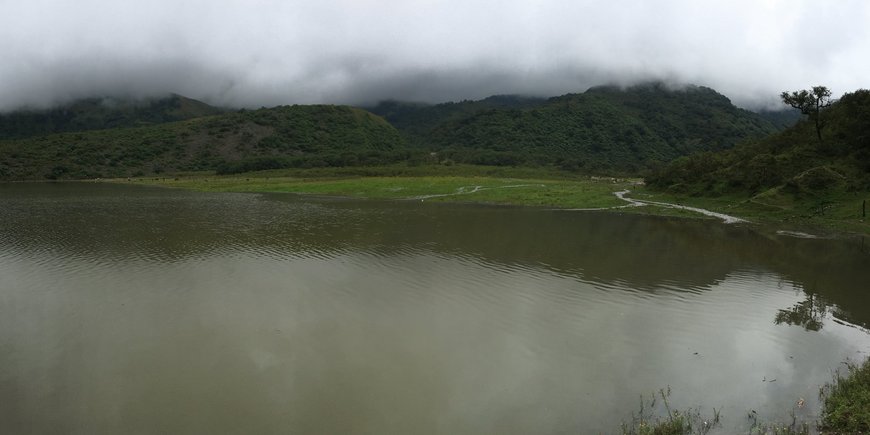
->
780 86 833 141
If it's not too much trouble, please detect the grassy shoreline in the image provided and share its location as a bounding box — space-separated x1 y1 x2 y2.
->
104 164 870 237
819 358 870 433
109 165 638 210
630 188 870 237
621 358 870 434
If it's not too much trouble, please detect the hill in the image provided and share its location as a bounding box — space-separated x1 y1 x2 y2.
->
368 94 545 146
372 83 780 173
755 107 802 129
0 84 789 181
0 105 406 180
0 94 225 139
647 88 870 195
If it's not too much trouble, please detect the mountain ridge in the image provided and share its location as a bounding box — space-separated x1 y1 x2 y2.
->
0 94 225 139
0 82 803 180
371 82 784 172
0 104 406 180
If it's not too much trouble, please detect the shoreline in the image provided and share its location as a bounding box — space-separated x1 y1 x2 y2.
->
96 172 869 238
4 170 866 237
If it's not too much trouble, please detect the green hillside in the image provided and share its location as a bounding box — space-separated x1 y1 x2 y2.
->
0 84 790 181
368 94 545 145
373 83 779 173
0 94 224 139
648 88 870 195
0 105 406 180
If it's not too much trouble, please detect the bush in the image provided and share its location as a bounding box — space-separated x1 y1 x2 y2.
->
820 359 870 433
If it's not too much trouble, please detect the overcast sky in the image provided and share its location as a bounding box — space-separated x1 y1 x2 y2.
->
1 0 868 111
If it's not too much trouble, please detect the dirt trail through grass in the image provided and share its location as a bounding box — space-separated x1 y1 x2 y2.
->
615 190 749 223
562 190 750 223
406 184 547 200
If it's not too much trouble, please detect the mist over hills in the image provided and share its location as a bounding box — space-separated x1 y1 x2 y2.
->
371 83 784 172
0 95 224 139
0 83 798 180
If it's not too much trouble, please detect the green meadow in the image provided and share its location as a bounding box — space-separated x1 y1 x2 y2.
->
119 169 633 210
115 163 870 237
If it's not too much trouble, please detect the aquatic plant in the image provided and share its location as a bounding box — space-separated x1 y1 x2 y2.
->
620 386 720 435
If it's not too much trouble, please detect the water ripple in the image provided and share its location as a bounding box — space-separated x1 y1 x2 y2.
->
3 183 870 435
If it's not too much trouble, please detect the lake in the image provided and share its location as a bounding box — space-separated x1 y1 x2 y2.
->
1 182 869 434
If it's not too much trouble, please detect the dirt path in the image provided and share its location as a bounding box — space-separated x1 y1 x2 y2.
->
562 190 748 224
614 190 749 224
408 184 546 200
403 184 748 224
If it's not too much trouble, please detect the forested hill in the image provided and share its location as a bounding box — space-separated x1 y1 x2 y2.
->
647 89 870 195
0 94 225 139
371 83 782 173
0 84 797 180
0 105 406 180
368 94 546 144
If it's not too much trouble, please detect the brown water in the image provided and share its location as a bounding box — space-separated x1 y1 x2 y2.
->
1 182 869 434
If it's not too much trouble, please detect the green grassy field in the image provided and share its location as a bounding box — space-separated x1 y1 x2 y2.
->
119 171 632 209
111 164 870 236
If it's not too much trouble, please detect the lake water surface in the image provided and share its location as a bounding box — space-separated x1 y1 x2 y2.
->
2 182 869 434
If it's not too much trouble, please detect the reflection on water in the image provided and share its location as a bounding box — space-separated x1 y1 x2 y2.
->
1 182 869 434
775 293 829 332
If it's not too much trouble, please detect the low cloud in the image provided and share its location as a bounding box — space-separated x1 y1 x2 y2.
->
2 0 868 112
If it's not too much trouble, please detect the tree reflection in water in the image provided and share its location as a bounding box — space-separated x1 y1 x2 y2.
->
775 292 829 331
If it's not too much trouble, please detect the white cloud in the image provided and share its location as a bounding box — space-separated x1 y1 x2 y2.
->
1 0 868 111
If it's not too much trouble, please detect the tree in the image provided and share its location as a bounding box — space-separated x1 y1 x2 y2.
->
781 86 832 141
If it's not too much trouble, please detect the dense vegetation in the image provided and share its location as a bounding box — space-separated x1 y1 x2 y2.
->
368 94 546 145
648 89 870 195
0 105 406 180
0 94 223 139
0 82 801 181
819 358 870 433
372 83 782 173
